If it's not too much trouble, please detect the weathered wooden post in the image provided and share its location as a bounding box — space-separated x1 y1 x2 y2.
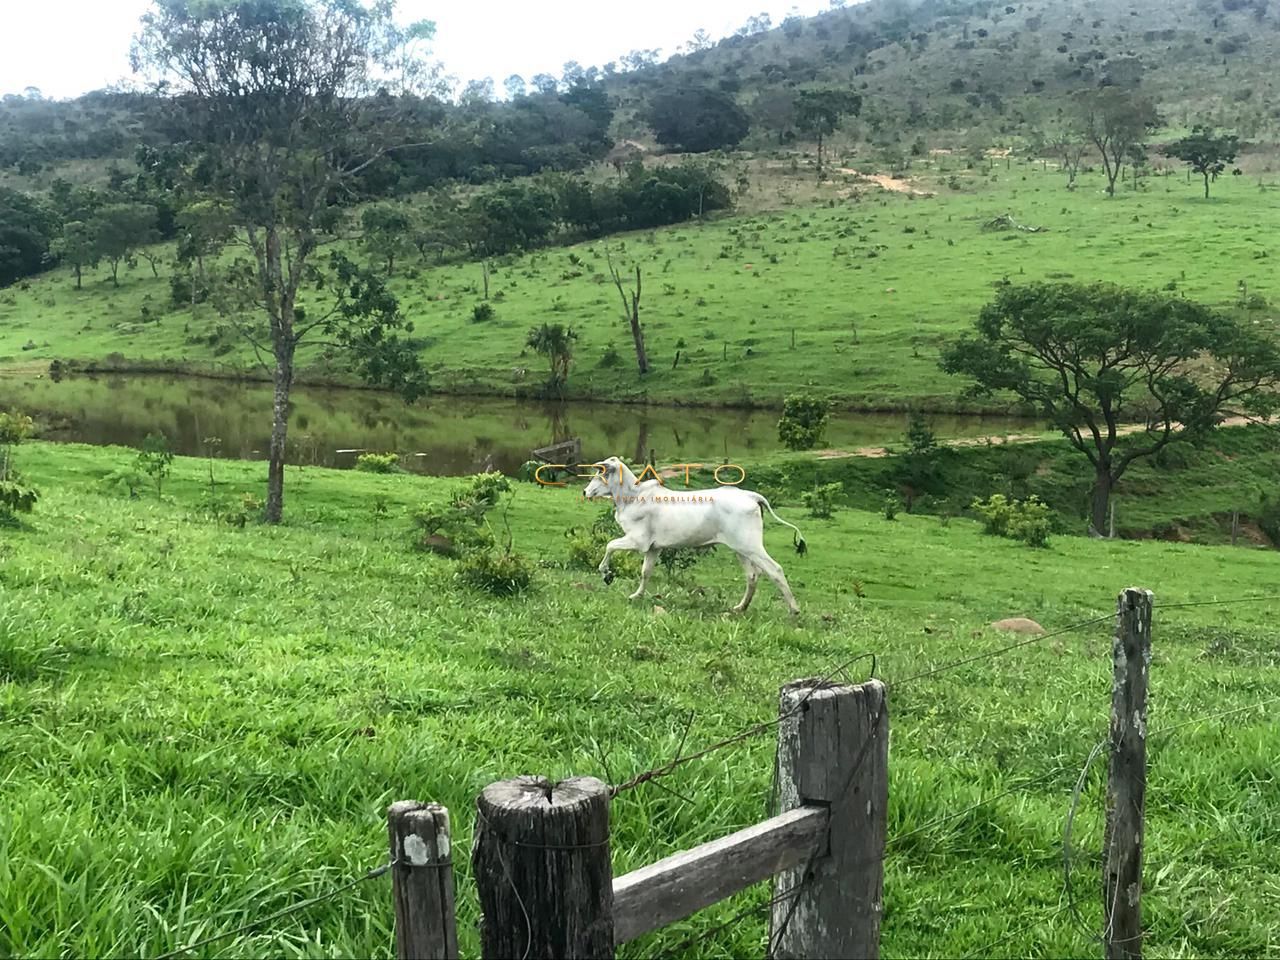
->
770 678 889 959
387 801 458 960
472 775 614 959
1103 588 1153 960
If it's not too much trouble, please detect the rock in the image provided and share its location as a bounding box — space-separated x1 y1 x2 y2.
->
991 617 1046 635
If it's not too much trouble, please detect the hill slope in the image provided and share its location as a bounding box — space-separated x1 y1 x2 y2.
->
611 0 1280 144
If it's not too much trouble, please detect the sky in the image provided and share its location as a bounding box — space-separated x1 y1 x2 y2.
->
0 0 837 101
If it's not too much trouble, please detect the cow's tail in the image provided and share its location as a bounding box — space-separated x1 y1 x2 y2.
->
753 493 808 556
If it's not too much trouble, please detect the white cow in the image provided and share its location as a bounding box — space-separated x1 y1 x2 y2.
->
582 457 806 615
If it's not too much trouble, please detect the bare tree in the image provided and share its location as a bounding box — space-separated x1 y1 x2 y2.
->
607 249 649 375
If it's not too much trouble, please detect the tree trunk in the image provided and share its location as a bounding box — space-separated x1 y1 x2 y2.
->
74 264 81 290
264 347 294 525
629 266 649 375
1090 469 1114 537
1203 172 1211 199
110 260 120 286
816 133 824 178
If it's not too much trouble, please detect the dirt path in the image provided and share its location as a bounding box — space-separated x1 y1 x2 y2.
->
836 168 935 197
810 416 1258 461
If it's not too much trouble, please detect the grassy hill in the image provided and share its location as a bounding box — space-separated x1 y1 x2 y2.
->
611 0 1280 147
4 160 1276 411
3 439 1279 957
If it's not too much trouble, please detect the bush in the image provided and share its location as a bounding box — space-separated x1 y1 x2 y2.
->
1257 493 1280 545
565 509 639 577
778 393 830 451
355 452 400 473
0 412 38 521
100 466 149 498
136 433 174 497
659 546 713 579
460 471 511 507
411 472 512 555
459 549 534 596
882 493 901 521
599 344 622 368
803 482 844 519
472 302 495 323
971 493 1051 547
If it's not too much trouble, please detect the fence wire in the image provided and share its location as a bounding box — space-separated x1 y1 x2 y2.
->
153 860 395 960
147 592 1280 959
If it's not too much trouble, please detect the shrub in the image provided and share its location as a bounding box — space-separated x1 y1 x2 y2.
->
355 452 400 473
459 549 534 596
599 344 622 368
565 509 639 576
778 393 830 451
803 482 844 519
136 433 174 497
460 471 511 507
411 472 512 555
882 493 901 521
659 546 713 579
472 302 495 323
971 493 1051 547
1257 493 1280 545
1007 497 1052 547
0 412 38 521
100 466 149 499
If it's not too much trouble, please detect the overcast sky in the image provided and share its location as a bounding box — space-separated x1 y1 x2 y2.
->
1 0 837 101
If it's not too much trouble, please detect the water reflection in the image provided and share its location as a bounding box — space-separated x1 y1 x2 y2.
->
0 372 1034 477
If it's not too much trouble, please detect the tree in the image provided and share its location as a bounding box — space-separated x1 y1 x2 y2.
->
1164 126 1240 199
133 0 436 523
175 199 234 282
88 202 158 286
0 188 57 286
778 393 830 450
51 220 99 289
460 78 495 105
531 73 559 95
753 90 798 144
685 28 713 52
890 411 944 511
503 74 526 99
526 322 577 395
645 86 750 153
1049 127 1086 188
794 89 862 177
606 248 649 375
360 203 415 276
1077 89 1158 196
941 282 1280 536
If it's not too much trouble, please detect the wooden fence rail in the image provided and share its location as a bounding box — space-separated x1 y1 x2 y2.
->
384 588 1156 959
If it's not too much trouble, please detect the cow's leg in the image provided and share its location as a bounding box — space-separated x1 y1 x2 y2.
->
746 549 800 615
732 553 759 613
629 549 659 600
599 534 642 584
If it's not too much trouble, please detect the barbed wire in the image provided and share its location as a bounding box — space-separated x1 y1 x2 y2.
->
153 860 395 960
1155 594 1280 610
609 650 877 795
959 901 1075 960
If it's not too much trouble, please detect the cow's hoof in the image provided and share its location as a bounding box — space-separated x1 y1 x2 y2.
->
602 570 615 585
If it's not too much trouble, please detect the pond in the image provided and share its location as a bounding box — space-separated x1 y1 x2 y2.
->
0 372 1034 476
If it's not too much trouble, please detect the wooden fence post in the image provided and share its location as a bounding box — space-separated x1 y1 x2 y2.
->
472 775 614 960
1104 588 1153 960
770 678 889 960
387 800 458 960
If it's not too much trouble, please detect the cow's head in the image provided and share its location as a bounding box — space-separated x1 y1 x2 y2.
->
583 457 623 500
